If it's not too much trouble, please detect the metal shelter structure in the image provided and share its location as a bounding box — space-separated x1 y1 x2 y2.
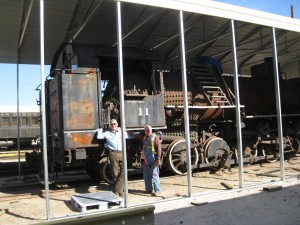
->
1 0 300 221
1 0 300 77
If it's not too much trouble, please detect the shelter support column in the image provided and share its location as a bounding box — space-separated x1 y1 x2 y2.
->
230 20 244 188
39 0 51 219
17 62 21 177
178 10 192 197
271 27 285 181
116 1 129 206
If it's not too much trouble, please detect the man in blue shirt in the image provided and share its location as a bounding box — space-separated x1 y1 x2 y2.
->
97 119 129 197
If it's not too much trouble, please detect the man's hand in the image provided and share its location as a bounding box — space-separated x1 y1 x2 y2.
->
155 158 160 167
97 128 103 139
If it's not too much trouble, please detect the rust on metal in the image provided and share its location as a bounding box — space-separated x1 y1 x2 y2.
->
70 133 93 145
64 132 97 148
67 100 95 129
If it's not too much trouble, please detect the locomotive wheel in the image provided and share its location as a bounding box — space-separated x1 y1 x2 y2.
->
292 138 300 154
99 157 113 184
166 139 199 175
203 136 231 168
86 157 101 181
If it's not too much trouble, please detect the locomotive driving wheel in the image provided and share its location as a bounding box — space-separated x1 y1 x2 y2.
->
203 136 231 168
86 157 101 181
166 139 199 175
99 157 113 184
292 138 300 154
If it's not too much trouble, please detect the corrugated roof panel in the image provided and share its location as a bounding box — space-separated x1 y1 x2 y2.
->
120 0 300 32
0 0 23 63
19 0 78 64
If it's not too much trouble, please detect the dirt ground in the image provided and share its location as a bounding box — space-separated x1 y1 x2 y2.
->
0 155 299 225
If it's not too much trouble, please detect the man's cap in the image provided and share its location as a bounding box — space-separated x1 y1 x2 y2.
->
110 119 118 124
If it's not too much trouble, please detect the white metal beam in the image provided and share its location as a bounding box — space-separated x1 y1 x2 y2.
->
118 0 300 32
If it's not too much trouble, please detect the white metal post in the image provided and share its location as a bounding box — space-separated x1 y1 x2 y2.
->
271 27 285 181
17 62 21 177
116 1 129 207
178 10 192 197
39 0 51 219
230 20 244 188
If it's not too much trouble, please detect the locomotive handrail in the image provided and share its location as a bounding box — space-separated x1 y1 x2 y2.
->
165 105 244 109
245 113 300 118
126 126 167 130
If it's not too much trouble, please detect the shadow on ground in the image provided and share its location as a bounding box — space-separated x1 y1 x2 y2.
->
155 183 300 225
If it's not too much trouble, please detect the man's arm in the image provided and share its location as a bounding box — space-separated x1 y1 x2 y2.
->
154 136 162 160
126 130 143 140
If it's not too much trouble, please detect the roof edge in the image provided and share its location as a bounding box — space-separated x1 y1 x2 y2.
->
118 0 300 32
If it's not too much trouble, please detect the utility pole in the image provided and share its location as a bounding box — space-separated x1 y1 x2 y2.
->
291 5 295 18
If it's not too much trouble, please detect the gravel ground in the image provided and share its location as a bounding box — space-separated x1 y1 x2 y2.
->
0 155 299 225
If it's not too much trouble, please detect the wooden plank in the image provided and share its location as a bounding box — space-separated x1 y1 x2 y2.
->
263 185 283 192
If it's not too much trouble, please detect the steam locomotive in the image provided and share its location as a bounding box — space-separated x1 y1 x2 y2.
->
26 44 300 182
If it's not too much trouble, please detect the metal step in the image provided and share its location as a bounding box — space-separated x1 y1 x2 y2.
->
200 81 218 85
191 65 232 106
203 86 231 105
202 86 220 89
212 95 227 98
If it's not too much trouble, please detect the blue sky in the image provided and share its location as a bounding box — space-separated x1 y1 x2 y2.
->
0 63 50 108
0 0 299 107
215 0 299 17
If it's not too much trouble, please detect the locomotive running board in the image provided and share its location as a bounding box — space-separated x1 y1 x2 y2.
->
193 154 279 170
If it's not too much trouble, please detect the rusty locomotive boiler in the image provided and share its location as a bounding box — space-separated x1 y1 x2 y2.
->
32 44 300 182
